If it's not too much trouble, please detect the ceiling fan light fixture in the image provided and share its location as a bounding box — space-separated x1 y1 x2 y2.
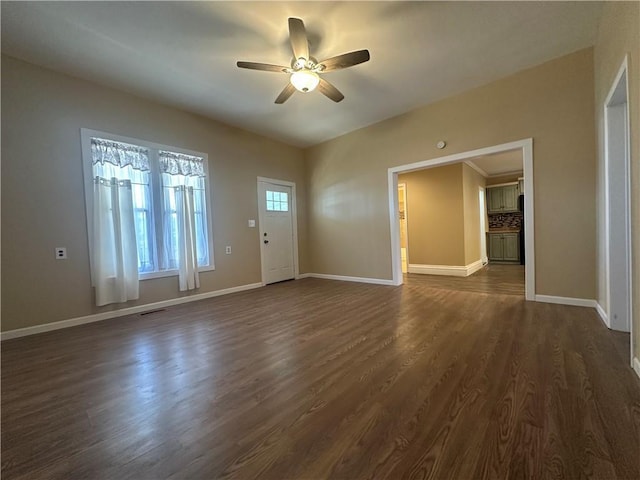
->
290 70 319 93
237 17 369 103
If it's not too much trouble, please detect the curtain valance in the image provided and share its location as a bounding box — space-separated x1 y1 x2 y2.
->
91 138 150 171
159 151 205 177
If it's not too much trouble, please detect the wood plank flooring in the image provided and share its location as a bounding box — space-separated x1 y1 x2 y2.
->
406 263 526 296
2 273 639 479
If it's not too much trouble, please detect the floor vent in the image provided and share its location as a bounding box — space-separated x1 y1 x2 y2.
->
139 308 167 316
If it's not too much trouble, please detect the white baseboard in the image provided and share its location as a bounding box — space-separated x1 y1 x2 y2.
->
296 273 311 279
408 259 484 277
1 282 263 341
534 295 597 308
634 357 640 379
595 302 610 328
307 273 395 286
466 259 484 276
409 263 466 277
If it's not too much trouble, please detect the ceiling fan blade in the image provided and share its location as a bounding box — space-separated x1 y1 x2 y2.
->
275 83 296 104
319 50 370 72
237 61 289 73
288 17 309 60
317 78 344 103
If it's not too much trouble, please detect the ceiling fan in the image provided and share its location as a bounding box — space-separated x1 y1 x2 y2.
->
237 17 370 104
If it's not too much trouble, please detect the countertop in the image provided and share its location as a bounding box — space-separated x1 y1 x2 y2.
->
488 228 521 233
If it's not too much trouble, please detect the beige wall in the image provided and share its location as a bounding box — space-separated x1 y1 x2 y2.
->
399 164 465 266
1 56 308 332
593 2 640 360
462 164 487 264
306 48 596 298
398 163 486 267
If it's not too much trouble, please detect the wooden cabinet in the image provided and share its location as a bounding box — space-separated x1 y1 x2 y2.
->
503 234 519 261
488 232 520 262
502 184 519 212
488 233 503 261
487 188 503 213
486 184 519 213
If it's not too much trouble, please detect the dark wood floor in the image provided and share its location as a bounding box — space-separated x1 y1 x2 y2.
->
406 263 526 296
2 272 639 479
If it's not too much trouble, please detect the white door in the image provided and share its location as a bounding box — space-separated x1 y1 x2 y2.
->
258 180 295 284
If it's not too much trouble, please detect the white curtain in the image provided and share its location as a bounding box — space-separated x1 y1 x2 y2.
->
92 177 139 306
159 151 205 292
174 185 199 291
92 138 150 171
161 171 208 271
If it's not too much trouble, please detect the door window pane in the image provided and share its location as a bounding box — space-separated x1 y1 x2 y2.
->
266 190 288 211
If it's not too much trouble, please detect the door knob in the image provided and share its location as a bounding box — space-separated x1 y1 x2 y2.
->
264 240 269 244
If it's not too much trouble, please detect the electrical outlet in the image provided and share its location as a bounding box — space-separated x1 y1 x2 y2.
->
225 246 232 254
55 247 67 260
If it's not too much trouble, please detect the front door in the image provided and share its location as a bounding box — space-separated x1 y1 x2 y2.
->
258 180 295 284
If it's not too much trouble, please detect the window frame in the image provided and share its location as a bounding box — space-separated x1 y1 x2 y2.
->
81 128 215 281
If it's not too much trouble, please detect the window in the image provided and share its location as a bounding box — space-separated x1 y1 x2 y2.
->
82 130 214 280
159 151 209 270
266 190 289 211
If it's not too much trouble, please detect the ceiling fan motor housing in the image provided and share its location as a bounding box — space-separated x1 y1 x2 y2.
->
292 57 321 72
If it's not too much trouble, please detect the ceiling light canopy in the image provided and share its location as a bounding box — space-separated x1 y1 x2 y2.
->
290 70 320 93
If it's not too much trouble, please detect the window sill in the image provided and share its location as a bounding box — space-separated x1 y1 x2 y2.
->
140 265 215 281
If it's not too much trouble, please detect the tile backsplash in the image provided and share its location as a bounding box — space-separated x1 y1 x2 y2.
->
489 212 522 229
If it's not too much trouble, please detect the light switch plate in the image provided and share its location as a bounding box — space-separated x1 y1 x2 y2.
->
225 246 232 254
248 219 256 228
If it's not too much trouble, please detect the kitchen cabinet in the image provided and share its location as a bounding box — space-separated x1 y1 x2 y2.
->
487 184 519 213
487 188 503 213
488 232 520 262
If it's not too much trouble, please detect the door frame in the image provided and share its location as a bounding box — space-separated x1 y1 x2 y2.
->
257 177 300 286
479 186 488 265
603 55 633 362
387 138 535 300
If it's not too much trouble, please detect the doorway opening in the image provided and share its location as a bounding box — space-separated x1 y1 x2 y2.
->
398 183 409 273
257 177 300 285
388 139 535 300
603 56 633 363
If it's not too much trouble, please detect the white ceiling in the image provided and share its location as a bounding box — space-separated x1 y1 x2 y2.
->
1 1 603 147
467 150 523 177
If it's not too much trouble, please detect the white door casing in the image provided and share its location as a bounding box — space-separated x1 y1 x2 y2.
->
257 178 297 285
479 187 488 264
387 138 535 300
603 56 632 349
